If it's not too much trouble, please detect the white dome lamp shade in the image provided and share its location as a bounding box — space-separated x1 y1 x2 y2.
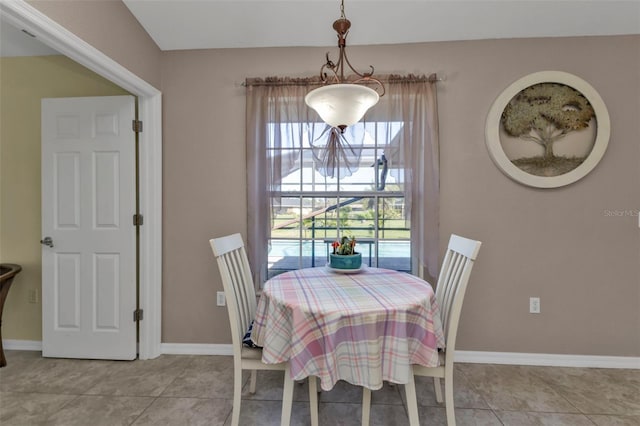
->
306 0 385 130
305 84 379 129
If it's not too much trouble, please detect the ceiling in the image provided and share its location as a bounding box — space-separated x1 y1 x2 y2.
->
1 1 639 57
122 0 640 50
0 17 58 57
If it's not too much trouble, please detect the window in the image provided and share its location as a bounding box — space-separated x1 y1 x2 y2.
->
246 76 440 286
267 121 411 279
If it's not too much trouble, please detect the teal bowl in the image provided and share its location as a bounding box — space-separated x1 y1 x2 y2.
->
329 253 362 269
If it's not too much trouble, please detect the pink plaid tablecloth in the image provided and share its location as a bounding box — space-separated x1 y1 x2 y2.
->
251 267 445 391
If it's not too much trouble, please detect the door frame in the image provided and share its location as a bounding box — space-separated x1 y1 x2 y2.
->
1 1 162 359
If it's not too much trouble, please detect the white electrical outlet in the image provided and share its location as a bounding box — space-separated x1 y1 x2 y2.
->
28 289 38 304
216 292 226 306
529 297 540 314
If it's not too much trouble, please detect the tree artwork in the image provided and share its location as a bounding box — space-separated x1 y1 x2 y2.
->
501 83 596 176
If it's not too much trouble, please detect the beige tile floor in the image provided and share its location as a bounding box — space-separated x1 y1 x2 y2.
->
0 350 638 425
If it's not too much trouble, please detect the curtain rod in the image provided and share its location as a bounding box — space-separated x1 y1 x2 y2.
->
243 73 443 88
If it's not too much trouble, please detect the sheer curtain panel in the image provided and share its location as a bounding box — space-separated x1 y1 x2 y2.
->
246 75 440 286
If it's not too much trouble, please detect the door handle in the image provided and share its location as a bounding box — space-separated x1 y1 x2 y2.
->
40 237 54 248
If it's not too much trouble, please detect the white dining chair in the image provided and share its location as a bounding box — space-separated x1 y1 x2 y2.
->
361 234 482 426
210 233 318 426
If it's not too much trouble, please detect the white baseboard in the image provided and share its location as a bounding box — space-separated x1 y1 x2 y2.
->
3 339 42 351
455 350 640 369
4 340 638 369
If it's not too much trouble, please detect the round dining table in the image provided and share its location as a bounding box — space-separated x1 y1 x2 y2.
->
251 265 445 392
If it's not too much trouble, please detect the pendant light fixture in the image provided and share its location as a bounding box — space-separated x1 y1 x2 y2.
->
305 0 385 130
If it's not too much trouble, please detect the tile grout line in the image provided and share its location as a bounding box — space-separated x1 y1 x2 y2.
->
125 395 159 426
456 364 505 424
527 367 593 417
43 393 83 424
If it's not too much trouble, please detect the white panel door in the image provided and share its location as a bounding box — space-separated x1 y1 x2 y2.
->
41 96 136 360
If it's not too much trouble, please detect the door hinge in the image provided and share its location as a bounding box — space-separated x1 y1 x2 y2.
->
132 119 143 133
133 309 143 322
133 213 144 226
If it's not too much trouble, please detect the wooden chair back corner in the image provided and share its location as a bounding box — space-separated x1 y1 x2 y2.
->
435 234 482 355
209 233 257 349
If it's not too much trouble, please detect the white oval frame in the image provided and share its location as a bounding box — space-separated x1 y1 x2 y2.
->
485 71 610 188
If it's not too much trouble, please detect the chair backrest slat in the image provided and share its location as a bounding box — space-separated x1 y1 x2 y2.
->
210 233 257 349
434 234 482 359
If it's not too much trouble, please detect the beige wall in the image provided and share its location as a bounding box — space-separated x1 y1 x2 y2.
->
161 36 640 356
0 55 130 340
28 0 162 90
6 0 640 356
